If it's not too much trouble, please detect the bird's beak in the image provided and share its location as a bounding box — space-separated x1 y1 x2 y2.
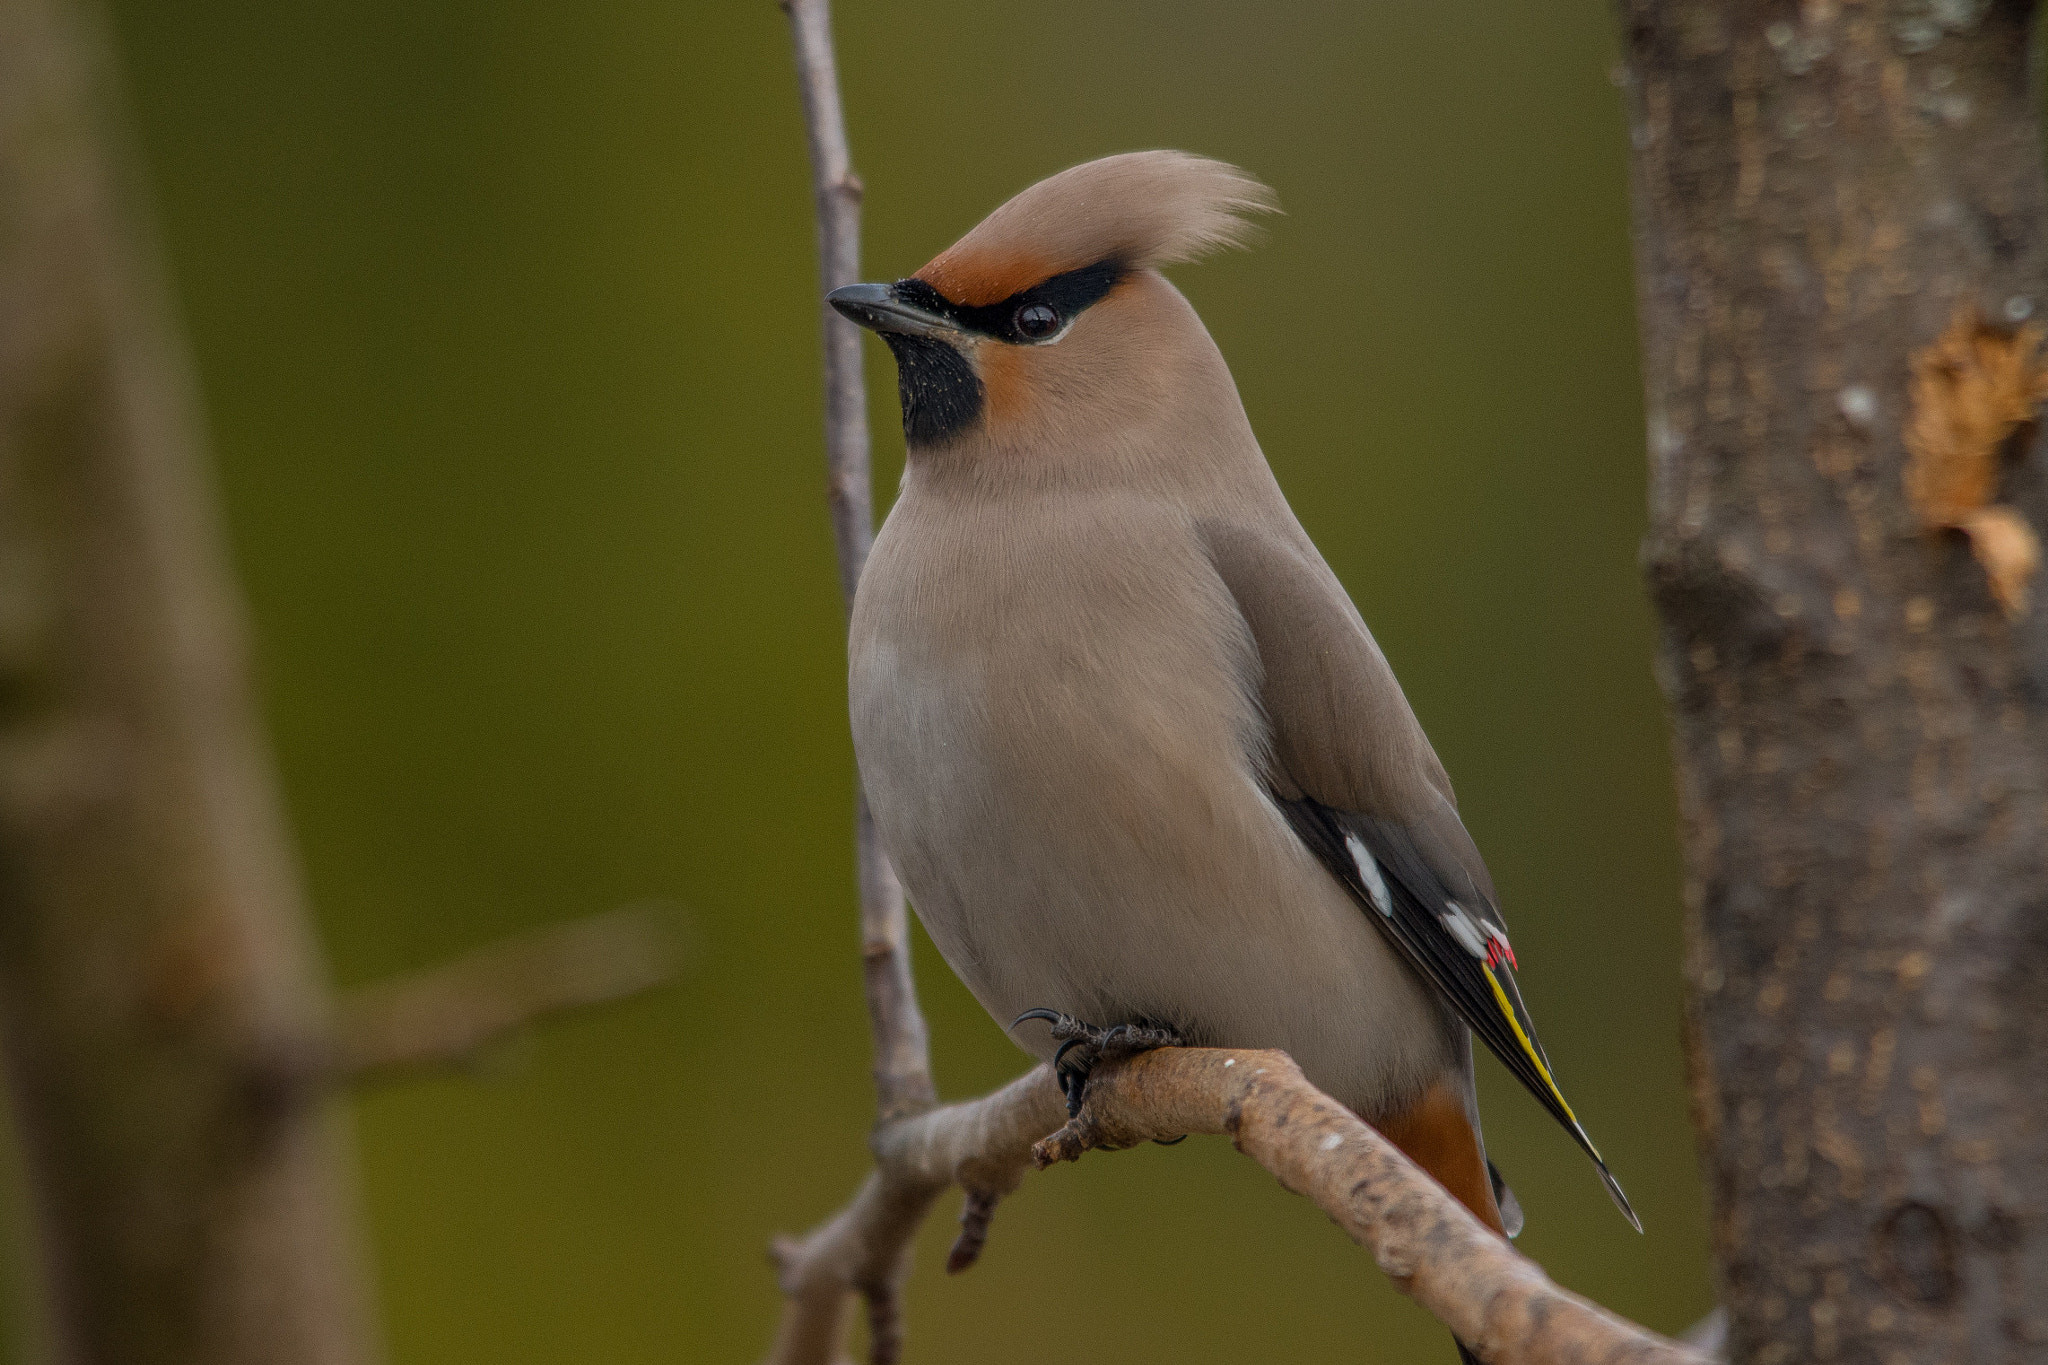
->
827 282 959 340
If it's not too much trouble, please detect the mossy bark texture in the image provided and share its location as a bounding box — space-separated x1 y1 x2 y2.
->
1618 4 2048 1362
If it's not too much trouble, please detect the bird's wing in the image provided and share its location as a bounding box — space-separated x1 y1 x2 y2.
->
1202 519 1637 1230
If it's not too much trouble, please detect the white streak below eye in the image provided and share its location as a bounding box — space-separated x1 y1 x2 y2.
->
1223 1058 1235 1067
1320 1133 1344 1151
1344 834 1393 916
1441 902 1489 958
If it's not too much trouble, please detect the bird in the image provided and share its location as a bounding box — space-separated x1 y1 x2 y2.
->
828 152 1637 1341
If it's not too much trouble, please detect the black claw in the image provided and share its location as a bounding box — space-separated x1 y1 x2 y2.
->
1152 1135 1188 1146
1012 1008 1187 1119
1054 1061 1089 1117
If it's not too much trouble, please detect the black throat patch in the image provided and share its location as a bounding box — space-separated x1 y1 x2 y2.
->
880 332 984 448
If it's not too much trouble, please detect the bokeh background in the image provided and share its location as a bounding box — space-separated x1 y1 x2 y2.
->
10 1 1704 1360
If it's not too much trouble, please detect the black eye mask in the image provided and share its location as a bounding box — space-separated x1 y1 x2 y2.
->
894 258 1126 347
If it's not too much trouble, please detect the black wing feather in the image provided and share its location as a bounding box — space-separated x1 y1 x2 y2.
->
1278 795 1639 1231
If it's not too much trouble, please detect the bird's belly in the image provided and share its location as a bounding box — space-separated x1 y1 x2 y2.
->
851 634 1454 1117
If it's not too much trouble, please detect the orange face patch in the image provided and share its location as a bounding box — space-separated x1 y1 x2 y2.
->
915 247 1055 308
975 343 1032 431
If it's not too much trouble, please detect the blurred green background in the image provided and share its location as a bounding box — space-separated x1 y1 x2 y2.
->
41 0 1703 1360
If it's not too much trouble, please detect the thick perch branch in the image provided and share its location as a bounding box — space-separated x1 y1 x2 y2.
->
767 1049 1709 1365
336 903 683 1083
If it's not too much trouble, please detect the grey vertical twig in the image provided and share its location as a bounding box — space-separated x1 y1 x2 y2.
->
782 0 936 1128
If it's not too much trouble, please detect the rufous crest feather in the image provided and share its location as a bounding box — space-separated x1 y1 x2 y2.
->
916 151 1279 307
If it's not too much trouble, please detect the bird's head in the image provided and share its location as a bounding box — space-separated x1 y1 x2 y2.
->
829 151 1277 461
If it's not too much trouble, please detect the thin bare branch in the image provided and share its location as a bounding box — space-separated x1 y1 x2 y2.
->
778 0 944 1349
782 0 934 1131
336 903 682 1083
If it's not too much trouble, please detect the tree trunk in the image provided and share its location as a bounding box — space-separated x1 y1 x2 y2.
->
0 0 378 1360
1617 4 2048 1363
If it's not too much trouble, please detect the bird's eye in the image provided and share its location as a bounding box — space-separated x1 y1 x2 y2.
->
1015 303 1060 339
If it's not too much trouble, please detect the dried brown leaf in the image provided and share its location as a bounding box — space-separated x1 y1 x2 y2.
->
1961 507 2042 615
1903 306 2045 618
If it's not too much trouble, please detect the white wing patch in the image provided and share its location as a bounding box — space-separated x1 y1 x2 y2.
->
1344 834 1393 917
1440 901 1490 958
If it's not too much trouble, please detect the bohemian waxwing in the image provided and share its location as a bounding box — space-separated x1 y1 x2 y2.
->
829 153 1636 1275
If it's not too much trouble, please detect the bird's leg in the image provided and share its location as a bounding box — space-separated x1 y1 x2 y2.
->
1011 1009 1184 1117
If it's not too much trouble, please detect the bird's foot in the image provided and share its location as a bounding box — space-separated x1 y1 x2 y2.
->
1011 1009 1185 1117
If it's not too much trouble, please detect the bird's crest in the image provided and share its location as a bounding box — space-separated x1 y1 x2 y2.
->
915 151 1278 307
